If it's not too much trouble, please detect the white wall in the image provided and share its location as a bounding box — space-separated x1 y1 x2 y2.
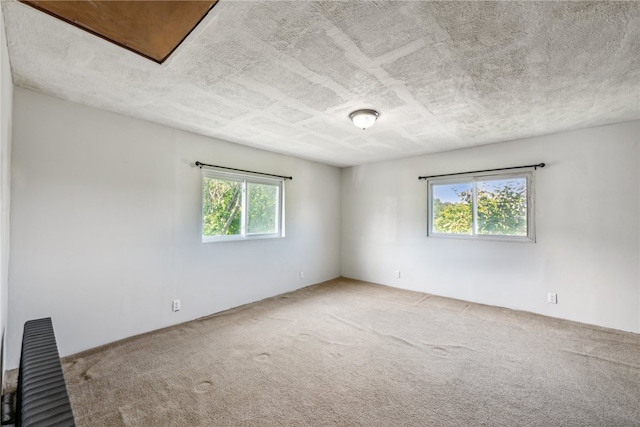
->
5 87 639 371
7 88 341 369
342 121 640 333
0 6 13 383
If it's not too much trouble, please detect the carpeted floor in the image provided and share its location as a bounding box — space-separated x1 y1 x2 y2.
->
22 278 640 425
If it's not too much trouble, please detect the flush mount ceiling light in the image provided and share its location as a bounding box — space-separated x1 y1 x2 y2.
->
349 109 380 130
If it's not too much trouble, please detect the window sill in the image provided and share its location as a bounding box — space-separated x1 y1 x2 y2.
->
202 234 283 243
427 233 535 243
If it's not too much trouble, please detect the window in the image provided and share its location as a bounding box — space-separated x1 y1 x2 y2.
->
202 169 284 242
427 171 534 241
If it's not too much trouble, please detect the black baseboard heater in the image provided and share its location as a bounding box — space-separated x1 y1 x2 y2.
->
16 318 76 427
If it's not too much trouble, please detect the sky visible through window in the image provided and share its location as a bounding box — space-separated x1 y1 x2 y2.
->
433 183 471 203
433 179 523 203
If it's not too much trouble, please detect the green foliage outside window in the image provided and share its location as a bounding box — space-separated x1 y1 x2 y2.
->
247 183 277 234
202 178 242 236
477 180 526 236
433 198 472 233
432 178 527 236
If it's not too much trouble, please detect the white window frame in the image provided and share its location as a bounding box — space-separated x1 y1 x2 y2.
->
427 170 535 242
201 168 285 243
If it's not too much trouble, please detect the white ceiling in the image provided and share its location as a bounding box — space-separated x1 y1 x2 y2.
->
2 1 639 167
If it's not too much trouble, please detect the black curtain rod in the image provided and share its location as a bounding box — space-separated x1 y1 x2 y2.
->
418 163 545 180
195 161 293 181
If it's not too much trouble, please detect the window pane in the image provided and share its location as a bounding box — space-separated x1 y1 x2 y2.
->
476 178 527 236
247 182 278 234
202 177 242 236
432 183 472 234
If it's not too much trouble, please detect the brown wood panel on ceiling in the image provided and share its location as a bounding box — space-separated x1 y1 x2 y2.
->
19 0 218 63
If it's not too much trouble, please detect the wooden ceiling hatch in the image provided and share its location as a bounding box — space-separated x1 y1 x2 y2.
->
19 1 219 63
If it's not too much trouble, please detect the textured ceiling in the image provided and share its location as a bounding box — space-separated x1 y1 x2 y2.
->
2 1 639 167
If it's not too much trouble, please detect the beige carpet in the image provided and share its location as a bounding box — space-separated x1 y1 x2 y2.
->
33 279 640 425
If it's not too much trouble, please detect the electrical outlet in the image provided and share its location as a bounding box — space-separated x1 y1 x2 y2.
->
172 299 181 312
299 271 304 279
547 293 557 304
395 270 401 279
